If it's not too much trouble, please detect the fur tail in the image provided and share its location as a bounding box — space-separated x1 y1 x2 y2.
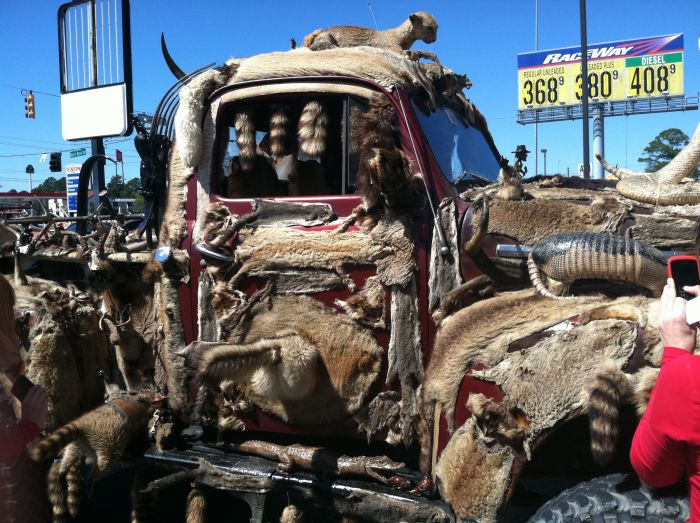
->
186 488 207 523
527 253 570 299
48 461 67 523
234 110 256 171
280 504 303 523
270 105 290 157
198 338 284 385
587 361 632 465
65 463 82 518
31 424 80 461
298 100 328 157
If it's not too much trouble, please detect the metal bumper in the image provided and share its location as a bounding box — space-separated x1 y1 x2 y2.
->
142 444 454 523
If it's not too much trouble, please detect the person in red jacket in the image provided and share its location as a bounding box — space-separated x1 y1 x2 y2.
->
0 273 50 523
630 278 700 521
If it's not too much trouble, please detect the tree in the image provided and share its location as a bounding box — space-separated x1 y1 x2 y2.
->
33 176 66 193
106 175 141 199
638 128 699 178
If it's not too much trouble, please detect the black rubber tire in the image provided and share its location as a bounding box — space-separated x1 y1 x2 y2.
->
528 473 689 523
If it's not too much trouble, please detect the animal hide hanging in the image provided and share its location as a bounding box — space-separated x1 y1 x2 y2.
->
270 104 291 157
234 109 256 171
298 100 328 157
198 269 219 342
250 199 336 228
386 278 423 446
428 198 463 314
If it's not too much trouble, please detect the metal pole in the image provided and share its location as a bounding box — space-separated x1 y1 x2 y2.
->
90 138 105 212
541 148 547 176
534 0 539 176
579 0 591 178
592 104 604 179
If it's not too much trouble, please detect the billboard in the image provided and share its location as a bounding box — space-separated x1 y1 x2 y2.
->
65 164 82 214
517 34 684 110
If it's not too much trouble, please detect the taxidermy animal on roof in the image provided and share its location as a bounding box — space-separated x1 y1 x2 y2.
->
303 12 438 53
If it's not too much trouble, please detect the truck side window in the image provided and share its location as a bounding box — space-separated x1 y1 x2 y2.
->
217 95 359 198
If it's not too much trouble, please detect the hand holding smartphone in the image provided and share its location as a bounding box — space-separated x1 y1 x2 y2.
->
667 255 700 325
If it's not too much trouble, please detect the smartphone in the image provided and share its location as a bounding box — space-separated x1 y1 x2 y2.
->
10 375 34 402
667 255 700 300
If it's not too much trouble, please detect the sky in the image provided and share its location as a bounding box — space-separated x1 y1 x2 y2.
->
0 0 699 192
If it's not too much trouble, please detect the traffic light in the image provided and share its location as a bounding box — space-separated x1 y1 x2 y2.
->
24 91 35 119
49 152 62 173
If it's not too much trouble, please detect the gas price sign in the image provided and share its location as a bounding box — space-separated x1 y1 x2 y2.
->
517 34 684 110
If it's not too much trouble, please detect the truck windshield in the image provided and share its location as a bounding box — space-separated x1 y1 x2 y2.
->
414 104 500 185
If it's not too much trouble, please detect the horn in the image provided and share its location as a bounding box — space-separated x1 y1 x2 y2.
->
161 33 186 80
657 122 700 183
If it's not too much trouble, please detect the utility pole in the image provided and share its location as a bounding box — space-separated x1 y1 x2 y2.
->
534 0 539 176
579 0 591 178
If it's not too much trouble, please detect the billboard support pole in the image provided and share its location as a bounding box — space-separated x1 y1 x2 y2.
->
579 0 590 178
592 104 604 179
534 0 539 176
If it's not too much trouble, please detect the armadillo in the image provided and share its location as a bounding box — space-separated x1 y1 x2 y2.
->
527 232 667 299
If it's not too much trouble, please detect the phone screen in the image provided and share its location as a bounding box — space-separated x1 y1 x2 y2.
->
671 259 700 299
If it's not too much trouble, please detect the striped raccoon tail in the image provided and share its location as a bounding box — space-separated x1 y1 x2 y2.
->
270 105 290 157
234 109 256 171
587 360 633 465
31 423 80 462
48 461 67 523
298 100 328 157
186 488 207 523
65 461 82 518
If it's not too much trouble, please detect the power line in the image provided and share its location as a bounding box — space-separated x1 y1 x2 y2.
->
0 83 60 98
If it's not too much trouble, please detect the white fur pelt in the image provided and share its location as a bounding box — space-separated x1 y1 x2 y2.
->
175 69 227 169
298 100 328 157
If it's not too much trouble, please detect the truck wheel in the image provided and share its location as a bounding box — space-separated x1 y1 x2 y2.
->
528 473 689 522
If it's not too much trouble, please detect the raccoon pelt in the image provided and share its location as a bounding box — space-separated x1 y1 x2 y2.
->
298 100 328 157
31 389 155 472
280 504 303 523
334 276 386 328
270 104 291 157
352 94 400 154
466 393 529 454
234 109 256 171
587 360 634 465
186 488 207 523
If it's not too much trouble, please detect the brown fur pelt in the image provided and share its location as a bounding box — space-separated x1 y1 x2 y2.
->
231 226 390 291
12 280 110 431
351 94 400 154
467 393 529 451
435 417 515 523
186 487 207 523
334 276 386 328
470 196 630 246
270 104 291 157
353 391 402 444
369 215 417 288
428 198 463 315
197 295 383 426
234 109 256 171
298 100 328 157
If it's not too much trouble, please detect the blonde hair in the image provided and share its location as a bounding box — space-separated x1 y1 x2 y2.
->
0 274 21 373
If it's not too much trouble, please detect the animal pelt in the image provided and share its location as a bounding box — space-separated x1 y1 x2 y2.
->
495 163 523 201
432 275 494 326
270 104 291 157
470 196 630 246
174 69 228 169
231 226 390 291
197 295 383 426
334 276 386 328
302 12 438 53
423 290 620 432
466 393 529 451
586 360 633 465
159 135 193 248
353 391 402 444
280 504 303 523
356 148 425 227
368 215 417 288
428 198 463 315
234 109 256 171
251 199 336 227
351 93 400 154
386 279 423 446
17 285 110 431
186 487 207 523
435 417 515 523
298 100 328 157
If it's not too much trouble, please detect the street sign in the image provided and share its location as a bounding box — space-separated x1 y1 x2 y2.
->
65 164 82 213
517 34 684 110
69 148 87 158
